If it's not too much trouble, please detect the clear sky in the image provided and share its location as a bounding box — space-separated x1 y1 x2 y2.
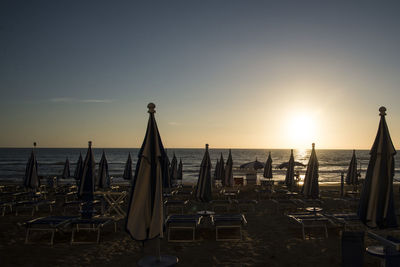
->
1 1 400 149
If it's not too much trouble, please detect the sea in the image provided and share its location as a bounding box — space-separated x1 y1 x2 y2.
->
1 148 400 185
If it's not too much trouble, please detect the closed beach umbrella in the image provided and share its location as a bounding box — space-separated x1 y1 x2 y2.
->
301 143 319 199
284 149 295 188
240 158 264 170
224 149 234 187
214 159 220 180
78 141 96 218
61 157 70 179
74 153 83 181
123 153 133 180
126 103 177 265
346 150 358 185
358 107 397 228
162 154 171 189
177 158 183 182
195 144 212 202
218 153 225 184
23 142 40 190
170 153 178 186
263 152 273 179
98 151 110 189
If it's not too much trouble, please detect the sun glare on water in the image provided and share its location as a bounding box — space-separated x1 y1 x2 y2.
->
285 113 317 149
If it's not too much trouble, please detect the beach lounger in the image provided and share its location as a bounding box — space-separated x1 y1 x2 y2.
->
287 212 331 240
166 214 202 242
24 216 77 245
324 212 363 231
367 232 400 267
70 217 113 244
15 200 55 216
164 199 189 215
211 214 247 241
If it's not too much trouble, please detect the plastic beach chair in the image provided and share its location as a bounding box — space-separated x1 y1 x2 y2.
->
69 217 113 244
287 212 330 239
341 231 364 267
211 214 247 241
166 214 202 242
24 216 78 245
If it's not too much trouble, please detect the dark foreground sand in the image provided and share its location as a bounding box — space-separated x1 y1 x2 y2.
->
1 183 399 266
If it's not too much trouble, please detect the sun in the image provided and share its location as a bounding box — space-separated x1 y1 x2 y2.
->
285 113 317 149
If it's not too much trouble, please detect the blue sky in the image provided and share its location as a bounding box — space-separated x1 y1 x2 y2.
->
1 1 400 148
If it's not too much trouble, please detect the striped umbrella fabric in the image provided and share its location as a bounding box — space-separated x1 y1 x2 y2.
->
126 103 165 241
224 149 234 187
263 152 273 179
345 150 358 185
177 158 183 181
284 149 295 188
170 153 178 186
123 153 133 180
195 144 212 202
358 107 397 228
23 142 40 190
218 153 225 184
74 153 83 181
98 151 110 189
78 141 96 201
62 157 70 179
301 143 319 199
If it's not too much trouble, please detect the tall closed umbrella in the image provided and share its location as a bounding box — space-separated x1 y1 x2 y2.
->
162 154 171 189
78 141 96 218
125 103 177 265
123 153 133 180
214 159 220 180
61 157 70 179
177 158 183 183
301 143 319 199
98 151 110 189
263 152 273 179
284 149 295 188
23 142 40 190
358 107 397 228
74 153 83 181
195 144 212 202
170 153 178 186
218 153 225 184
224 149 233 187
346 150 358 186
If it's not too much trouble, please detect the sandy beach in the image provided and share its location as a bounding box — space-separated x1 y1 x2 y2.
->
1 182 398 266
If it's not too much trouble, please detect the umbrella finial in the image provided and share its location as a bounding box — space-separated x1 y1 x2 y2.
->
312 143 315 149
33 142 37 148
148 103 156 114
88 141 92 148
205 144 209 150
379 106 386 116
